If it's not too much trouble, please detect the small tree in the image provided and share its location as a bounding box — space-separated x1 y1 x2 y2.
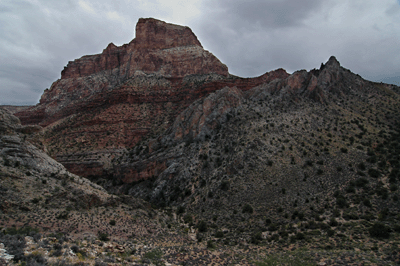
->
369 223 390 239
242 204 254 214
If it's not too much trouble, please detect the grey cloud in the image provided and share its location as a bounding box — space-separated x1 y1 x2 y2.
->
193 0 400 80
0 0 139 105
206 0 323 31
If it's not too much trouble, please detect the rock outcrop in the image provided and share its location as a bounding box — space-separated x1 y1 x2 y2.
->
14 18 287 178
0 108 112 217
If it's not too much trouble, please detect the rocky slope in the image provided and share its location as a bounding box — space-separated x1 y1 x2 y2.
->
108 56 400 265
0 107 199 266
0 108 113 217
15 18 287 178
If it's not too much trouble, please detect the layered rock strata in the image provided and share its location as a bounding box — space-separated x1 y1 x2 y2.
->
15 18 287 178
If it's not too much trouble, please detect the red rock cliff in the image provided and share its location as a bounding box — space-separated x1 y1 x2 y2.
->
15 18 287 178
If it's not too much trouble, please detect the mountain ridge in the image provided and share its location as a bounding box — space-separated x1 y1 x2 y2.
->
4 18 400 265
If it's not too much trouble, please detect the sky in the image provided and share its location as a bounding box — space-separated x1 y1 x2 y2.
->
1 0 400 105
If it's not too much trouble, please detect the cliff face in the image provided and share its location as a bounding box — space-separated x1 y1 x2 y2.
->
15 18 287 178
0 108 112 216
112 56 368 184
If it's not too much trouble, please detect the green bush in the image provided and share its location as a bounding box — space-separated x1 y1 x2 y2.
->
143 248 163 262
197 221 207 232
250 232 263 244
176 205 185 215
242 204 254 214
358 162 366 170
220 180 230 191
368 168 381 178
336 197 348 208
363 199 372 208
98 231 110 241
215 231 224 238
369 223 390 239
183 214 193 224
207 240 215 249
327 229 335 237
346 186 355 193
355 177 369 187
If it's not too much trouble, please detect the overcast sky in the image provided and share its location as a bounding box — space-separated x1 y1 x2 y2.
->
1 0 400 105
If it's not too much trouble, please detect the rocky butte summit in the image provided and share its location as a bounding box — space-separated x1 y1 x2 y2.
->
15 18 288 178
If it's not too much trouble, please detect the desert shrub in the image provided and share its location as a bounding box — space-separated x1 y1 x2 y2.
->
269 234 279 242
357 171 366 176
355 177 369 187
0 234 26 262
343 212 358 220
183 214 193 224
56 211 69 220
109 220 116 226
358 162 366 170
215 231 224 238
304 160 313 167
376 187 389 199
250 232 263 244
363 199 372 208
329 217 338 227
268 224 278 231
197 221 207 232
327 229 335 237
220 180 230 191
31 197 41 204
295 232 305 240
51 248 63 257
368 168 381 178
143 248 163 264
340 147 348 153
336 196 348 208
207 240 215 249
3 226 39 236
23 252 47 265
366 155 377 163
346 186 355 193
242 204 254 214
98 231 109 241
71 245 79 253
94 262 108 266
369 223 390 239
176 205 185 215
393 224 400 233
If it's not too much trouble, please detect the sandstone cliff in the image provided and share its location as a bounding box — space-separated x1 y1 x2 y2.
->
15 18 287 178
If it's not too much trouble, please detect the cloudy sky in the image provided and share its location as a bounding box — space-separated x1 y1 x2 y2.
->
1 0 400 105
